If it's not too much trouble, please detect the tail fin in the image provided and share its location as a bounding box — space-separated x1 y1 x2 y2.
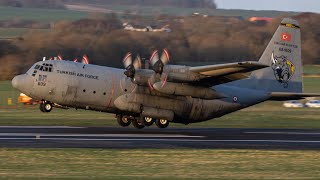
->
250 18 302 93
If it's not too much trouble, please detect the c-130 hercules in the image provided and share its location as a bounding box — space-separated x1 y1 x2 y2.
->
12 18 320 129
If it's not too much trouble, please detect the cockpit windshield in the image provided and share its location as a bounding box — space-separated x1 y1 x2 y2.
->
30 63 53 77
34 63 53 72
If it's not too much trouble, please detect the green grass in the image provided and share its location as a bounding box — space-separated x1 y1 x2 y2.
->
0 28 27 38
1 77 320 128
0 6 87 22
0 28 50 38
96 4 298 18
304 77 320 93
0 149 319 179
0 5 298 23
2 103 320 129
304 65 320 75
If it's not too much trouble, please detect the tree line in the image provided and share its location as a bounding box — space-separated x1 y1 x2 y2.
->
0 12 319 80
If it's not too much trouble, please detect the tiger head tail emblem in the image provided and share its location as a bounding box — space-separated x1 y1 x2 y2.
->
271 52 295 88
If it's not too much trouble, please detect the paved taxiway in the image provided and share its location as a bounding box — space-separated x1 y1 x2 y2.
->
0 126 320 149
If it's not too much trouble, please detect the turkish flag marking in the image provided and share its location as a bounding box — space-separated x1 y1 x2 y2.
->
281 33 291 42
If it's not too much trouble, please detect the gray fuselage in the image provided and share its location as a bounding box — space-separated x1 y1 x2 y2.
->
13 60 270 124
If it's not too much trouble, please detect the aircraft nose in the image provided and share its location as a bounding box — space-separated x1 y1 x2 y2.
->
12 74 33 92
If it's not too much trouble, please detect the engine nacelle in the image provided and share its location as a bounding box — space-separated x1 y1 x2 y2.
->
132 69 204 86
142 107 174 121
153 82 225 100
167 72 203 82
114 94 176 121
132 69 154 86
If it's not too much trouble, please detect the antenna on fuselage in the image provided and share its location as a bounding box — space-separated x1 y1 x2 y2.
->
43 57 46 61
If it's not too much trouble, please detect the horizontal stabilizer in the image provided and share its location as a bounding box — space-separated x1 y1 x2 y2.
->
270 92 320 101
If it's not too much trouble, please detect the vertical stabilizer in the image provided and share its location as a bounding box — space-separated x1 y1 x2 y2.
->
250 18 302 93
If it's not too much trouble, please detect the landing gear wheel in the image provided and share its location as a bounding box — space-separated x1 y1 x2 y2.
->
39 103 46 112
132 120 145 129
117 115 131 127
40 101 52 113
140 117 154 126
155 119 169 129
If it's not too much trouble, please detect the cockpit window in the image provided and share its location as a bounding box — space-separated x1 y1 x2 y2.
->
36 63 53 72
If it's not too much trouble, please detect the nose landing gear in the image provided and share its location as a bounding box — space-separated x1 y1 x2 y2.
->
40 101 52 113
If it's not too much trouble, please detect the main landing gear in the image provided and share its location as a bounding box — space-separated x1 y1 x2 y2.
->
140 117 154 127
155 119 169 129
40 101 53 113
117 115 131 127
116 115 170 129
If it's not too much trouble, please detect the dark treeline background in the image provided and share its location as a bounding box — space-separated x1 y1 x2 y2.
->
0 0 65 8
0 0 217 9
0 13 319 80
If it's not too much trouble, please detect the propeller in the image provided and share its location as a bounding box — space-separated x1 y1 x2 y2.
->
123 52 142 78
149 49 170 74
57 54 63 60
147 49 170 90
121 49 170 91
82 54 90 64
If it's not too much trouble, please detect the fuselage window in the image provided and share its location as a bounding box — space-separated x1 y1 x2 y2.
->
34 65 40 70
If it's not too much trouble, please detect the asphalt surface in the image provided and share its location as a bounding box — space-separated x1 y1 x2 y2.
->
0 126 320 149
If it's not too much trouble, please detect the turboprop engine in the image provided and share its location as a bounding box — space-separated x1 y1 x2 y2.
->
114 94 175 121
153 82 225 100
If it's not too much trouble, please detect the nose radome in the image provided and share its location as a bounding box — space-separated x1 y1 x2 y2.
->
11 75 19 89
11 74 33 92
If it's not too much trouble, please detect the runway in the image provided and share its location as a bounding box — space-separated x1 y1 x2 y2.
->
0 126 320 149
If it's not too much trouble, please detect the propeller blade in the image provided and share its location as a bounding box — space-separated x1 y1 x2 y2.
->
123 53 132 69
133 55 142 70
82 54 89 64
149 50 159 66
160 49 170 65
57 54 63 61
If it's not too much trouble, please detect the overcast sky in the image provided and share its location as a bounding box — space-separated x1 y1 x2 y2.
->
215 0 320 13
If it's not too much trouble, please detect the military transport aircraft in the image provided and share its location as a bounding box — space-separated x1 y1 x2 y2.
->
12 18 320 129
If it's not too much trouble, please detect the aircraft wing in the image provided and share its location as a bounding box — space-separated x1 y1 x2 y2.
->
189 61 269 86
269 92 320 101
